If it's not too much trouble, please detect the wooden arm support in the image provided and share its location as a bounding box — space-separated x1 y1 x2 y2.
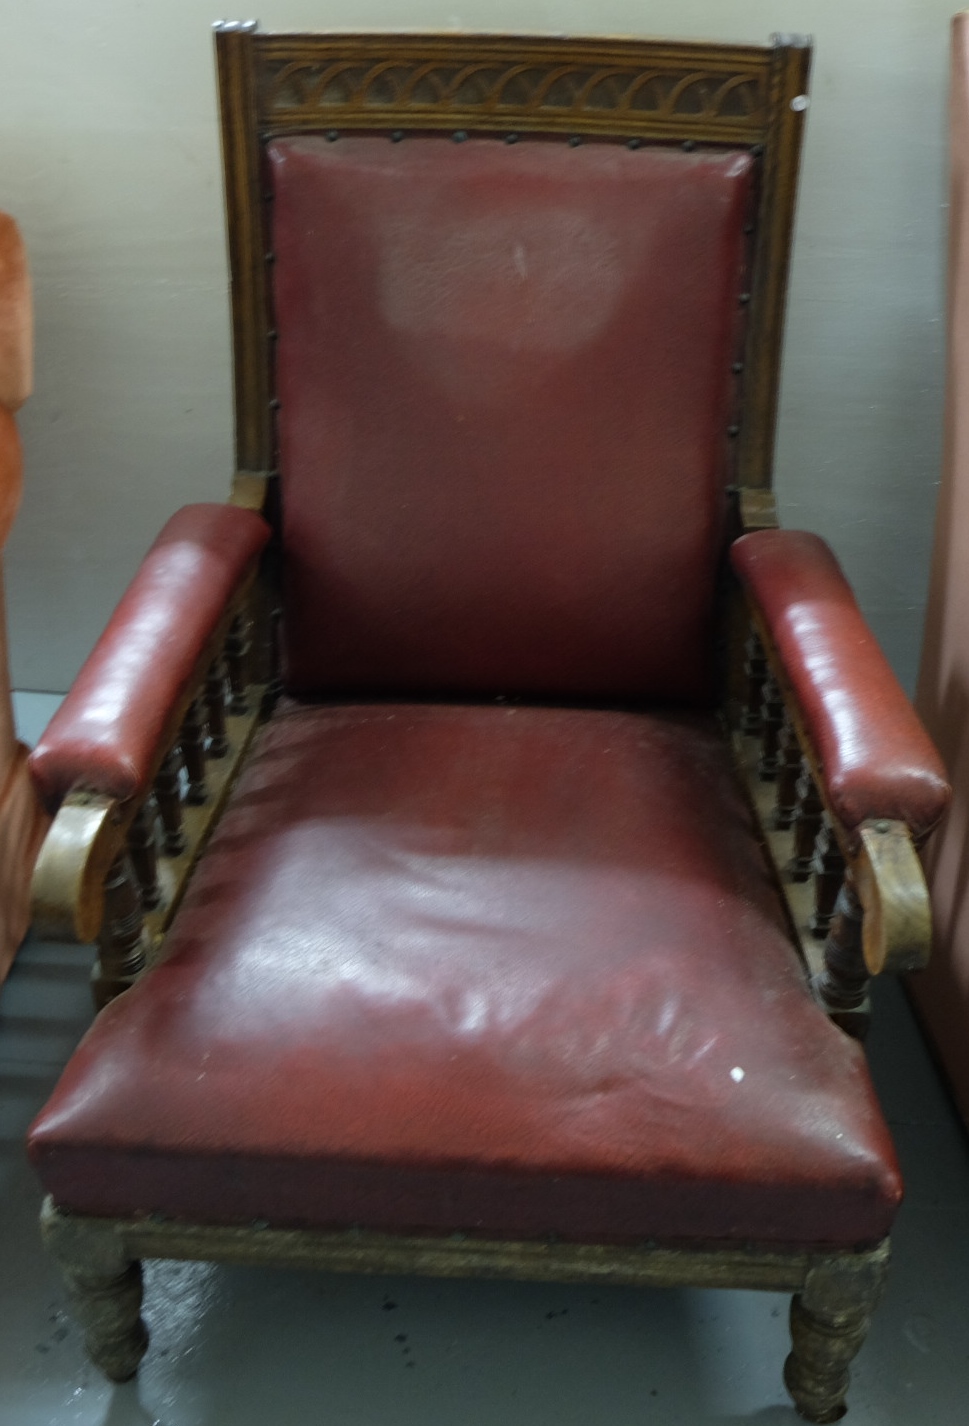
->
30 603 269 1008
731 622 933 1036
727 508 937 1036
854 818 931 978
31 792 121 945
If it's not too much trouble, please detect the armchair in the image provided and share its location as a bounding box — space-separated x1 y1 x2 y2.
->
24 27 948 1423
0 212 49 982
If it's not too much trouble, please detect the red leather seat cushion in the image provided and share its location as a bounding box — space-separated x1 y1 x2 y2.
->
30 703 901 1246
270 136 753 702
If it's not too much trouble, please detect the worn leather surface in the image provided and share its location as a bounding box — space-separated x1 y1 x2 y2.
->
30 701 901 1244
732 530 949 840
270 136 753 702
29 505 269 808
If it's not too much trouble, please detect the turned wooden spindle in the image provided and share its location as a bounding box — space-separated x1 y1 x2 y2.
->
225 614 251 715
790 767 824 881
126 800 160 909
810 817 846 938
741 629 768 733
94 852 148 1007
179 697 208 805
810 873 870 1038
153 748 185 856
263 604 283 710
758 672 785 781
775 715 802 829
205 659 229 757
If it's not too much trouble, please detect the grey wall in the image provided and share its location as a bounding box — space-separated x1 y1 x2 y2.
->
0 1 952 693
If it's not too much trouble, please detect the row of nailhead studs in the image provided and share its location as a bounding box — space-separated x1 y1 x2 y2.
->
310 129 764 155
262 131 762 443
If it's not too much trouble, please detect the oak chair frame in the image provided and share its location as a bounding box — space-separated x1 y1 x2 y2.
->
30 25 932 1423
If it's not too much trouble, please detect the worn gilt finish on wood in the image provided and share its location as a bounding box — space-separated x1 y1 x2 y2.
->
24 24 940 1426
40 1197 889 1425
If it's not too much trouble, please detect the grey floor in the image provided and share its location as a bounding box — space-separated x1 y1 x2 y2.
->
2 692 969 1425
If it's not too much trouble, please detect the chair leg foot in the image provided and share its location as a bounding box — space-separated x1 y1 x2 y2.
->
40 1197 149 1381
783 1243 890 1423
784 1294 868 1421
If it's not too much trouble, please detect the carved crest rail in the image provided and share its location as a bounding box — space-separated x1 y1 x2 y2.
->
254 38 771 140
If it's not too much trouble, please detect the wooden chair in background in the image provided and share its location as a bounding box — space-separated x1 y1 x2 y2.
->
0 214 48 985
909 11 969 1140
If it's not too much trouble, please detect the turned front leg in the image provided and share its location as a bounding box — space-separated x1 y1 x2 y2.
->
40 1199 149 1382
784 1245 889 1423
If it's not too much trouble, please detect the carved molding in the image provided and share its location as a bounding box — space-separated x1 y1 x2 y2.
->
256 38 770 139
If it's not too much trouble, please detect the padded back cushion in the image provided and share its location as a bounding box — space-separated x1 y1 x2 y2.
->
270 136 753 701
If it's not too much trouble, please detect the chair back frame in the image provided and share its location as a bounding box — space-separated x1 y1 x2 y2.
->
215 26 811 507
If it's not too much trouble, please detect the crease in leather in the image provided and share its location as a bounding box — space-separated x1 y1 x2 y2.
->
30 702 901 1244
731 530 949 838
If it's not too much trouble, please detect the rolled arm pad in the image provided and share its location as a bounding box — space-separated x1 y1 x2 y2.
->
730 530 949 840
30 504 270 810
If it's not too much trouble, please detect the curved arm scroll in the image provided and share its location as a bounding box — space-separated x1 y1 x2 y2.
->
853 819 932 977
30 792 124 944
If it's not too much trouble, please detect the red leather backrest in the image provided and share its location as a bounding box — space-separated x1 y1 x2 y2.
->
270 136 753 702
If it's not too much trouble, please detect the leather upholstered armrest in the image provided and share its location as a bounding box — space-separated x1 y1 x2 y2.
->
30 504 270 811
730 529 949 843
